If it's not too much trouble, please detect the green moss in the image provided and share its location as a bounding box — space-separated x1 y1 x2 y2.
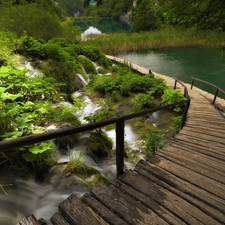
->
64 161 99 179
78 55 97 75
86 173 109 188
88 131 113 158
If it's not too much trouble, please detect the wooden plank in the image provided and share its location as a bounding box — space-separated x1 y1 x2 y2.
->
91 182 167 225
162 145 225 173
174 135 225 156
17 214 40 225
179 129 225 145
51 213 70 225
58 194 108 225
147 156 225 200
183 126 225 138
169 140 225 166
135 161 225 224
186 122 225 132
82 193 129 225
113 179 187 225
118 169 221 225
158 149 225 183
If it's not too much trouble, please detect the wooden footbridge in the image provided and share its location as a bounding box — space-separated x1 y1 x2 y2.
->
6 57 225 225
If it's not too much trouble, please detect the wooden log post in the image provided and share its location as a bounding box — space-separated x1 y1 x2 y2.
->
212 87 219 105
181 98 190 129
174 79 177 90
191 78 195 89
116 119 125 177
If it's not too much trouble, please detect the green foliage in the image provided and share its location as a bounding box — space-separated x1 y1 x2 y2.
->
77 55 97 75
133 93 156 111
131 0 162 32
142 133 164 156
85 109 114 123
163 0 225 31
64 150 100 179
84 0 133 19
161 88 186 112
0 65 80 177
170 116 183 134
88 131 113 158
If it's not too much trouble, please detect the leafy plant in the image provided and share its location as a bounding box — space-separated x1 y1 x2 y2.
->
142 133 164 156
161 88 186 112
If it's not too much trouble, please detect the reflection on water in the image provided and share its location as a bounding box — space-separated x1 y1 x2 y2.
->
118 48 225 93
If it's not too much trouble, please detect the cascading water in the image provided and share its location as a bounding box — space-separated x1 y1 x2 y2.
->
0 57 175 225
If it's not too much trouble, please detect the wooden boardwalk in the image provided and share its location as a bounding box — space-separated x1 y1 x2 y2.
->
18 61 225 225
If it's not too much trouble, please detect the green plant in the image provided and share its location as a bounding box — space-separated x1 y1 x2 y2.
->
64 150 100 179
88 131 113 158
161 88 186 112
170 116 183 134
133 93 156 111
142 133 164 156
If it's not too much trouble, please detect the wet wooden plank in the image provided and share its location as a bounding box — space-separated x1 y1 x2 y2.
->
161 145 225 173
135 161 225 224
82 193 129 225
179 129 225 145
113 178 186 225
182 126 225 138
117 169 220 225
147 156 225 200
17 214 41 225
58 194 108 225
168 141 225 167
174 135 225 156
91 182 167 225
51 212 70 225
158 149 225 183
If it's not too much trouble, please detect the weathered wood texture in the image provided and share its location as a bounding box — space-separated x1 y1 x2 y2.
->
18 59 225 225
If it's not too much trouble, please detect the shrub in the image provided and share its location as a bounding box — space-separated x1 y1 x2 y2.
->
142 133 164 156
88 131 113 158
161 88 186 112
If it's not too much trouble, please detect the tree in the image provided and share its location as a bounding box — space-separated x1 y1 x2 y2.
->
131 0 161 32
84 0 102 7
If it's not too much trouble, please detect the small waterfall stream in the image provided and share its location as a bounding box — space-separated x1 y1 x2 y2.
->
0 58 176 225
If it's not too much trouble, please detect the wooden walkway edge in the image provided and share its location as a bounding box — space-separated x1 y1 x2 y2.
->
17 58 225 225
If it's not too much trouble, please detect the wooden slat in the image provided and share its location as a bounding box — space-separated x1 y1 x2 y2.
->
82 193 129 225
51 212 70 225
118 169 220 225
135 161 225 224
17 215 40 225
58 194 108 225
91 182 167 225
113 178 187 225
147 156 225 200
158 149 225 183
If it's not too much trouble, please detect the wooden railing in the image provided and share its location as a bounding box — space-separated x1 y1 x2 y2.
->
174 78 191 129
0 79 190 177
191 77 225 105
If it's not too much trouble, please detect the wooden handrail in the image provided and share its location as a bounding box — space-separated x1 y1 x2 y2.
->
0 53 190 177
0 99 188 176
191 77 225 105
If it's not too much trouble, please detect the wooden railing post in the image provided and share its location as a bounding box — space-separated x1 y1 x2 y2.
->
174 79 177 90
212 87 219 105
191 78 195 89
116 119 125 177
181 98 190 129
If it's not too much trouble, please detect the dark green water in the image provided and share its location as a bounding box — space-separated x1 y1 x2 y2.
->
118 48 225 97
